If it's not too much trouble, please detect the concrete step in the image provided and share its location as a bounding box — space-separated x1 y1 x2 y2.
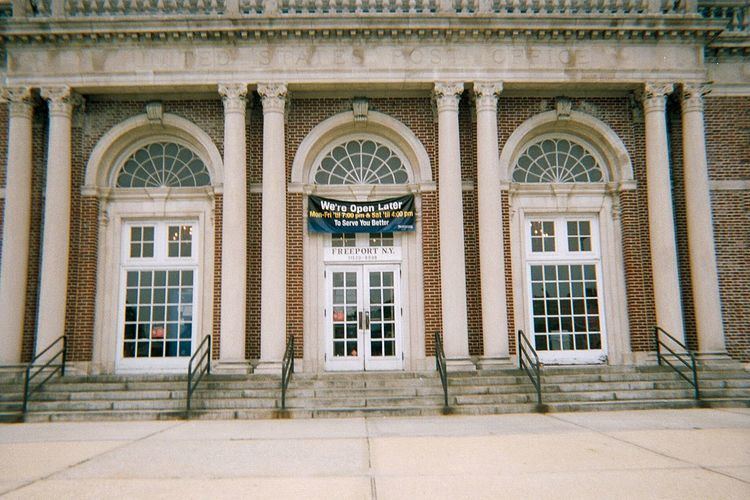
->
545 399 700 412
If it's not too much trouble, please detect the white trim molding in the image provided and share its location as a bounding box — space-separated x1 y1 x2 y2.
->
499 109 634 186
710 180 750 191
290 110 433 189
84 112 224 191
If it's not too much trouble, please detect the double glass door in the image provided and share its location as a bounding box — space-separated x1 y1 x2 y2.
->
325 265 402 371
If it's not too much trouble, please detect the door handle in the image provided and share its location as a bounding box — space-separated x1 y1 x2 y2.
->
358 311 363 330
364 311 370 330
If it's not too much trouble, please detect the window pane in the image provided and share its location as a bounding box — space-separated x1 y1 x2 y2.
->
528 262 603 353
513 137 604 183
314 139 409 185
116 143 210 188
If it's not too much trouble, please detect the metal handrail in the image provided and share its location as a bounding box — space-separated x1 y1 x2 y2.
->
281 335 295 410
434 331 449 411
654 326 700 400
517 330 544 410
22 335 67 417
186 335 211 419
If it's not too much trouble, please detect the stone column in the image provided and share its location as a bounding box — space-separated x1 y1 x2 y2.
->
433 82 474 371
642 83 685 343
218 83 249 373
0 87 33 364
35 87 80 357
255 83 287 374
679 83 726 354
474 82 510 369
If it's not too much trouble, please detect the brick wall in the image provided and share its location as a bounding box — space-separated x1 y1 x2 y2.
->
246 96 262 359
20 108 47 361
668 103 698 351
459 96 483 357
704 96 750 362
14 92 743 368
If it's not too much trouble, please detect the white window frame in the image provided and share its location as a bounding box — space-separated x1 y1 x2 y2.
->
524 214 606 363
117 220 199 369
92 191 214 374
509 184 631 365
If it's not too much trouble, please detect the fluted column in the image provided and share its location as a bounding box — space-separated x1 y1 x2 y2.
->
218 83 249 372
642 82 685 343
255 83 288 374
0 87 34 364
433 82 474 371
35 87 80 358
680 83 725 354
474 82 510 368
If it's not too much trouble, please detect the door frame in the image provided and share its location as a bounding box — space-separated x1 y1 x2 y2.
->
324 263 404 371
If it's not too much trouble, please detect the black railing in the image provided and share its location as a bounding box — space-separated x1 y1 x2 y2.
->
434 331 449 411
22 335 67 417
517 330 545 411
186 335 211 419
281 335 295 410
654 326 700 401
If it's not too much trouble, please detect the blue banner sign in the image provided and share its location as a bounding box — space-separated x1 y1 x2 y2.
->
307 195 416 233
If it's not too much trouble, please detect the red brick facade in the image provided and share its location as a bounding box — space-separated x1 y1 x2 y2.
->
0 93 747 366
704 97 750 362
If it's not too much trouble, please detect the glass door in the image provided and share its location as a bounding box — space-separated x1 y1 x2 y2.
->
324 265 402 371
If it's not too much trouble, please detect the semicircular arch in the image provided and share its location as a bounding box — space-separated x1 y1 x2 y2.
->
291 110 433 187
499 110 633 185
85 113 224 190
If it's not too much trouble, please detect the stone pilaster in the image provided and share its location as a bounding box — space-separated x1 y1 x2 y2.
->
679 83 726 355
36 87 82 358
255 83 288 374
641 82 685 345
0 87 34 364
433 81 474 371
473 82 511 369
217 83 249 373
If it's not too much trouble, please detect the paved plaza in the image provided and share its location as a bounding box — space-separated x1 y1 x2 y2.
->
0 408 749 499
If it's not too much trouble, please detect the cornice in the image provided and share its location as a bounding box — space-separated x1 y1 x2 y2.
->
0 15 731 47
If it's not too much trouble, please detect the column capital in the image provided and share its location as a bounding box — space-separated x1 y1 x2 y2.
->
433 81 464 112
679 83 711 114
258 82 288 114
473 81 503 112
640 82 674 113
41 86 83 118
218 83 248 114
1 87 33 118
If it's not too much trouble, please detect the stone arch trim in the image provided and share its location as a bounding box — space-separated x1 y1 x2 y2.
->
84 113 224 190
290 110 433 186
499 110 633 185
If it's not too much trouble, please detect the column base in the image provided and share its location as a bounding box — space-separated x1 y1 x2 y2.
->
254 360 283 375
476 356 513 371
445 358 476 373
213 360 251 375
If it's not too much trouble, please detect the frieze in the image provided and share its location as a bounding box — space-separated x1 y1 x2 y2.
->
4 43 704 86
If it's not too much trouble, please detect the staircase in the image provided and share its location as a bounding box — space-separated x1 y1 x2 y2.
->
1 364 748 423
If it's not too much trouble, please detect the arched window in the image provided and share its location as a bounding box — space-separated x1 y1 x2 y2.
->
512 137 604 183
116 142 211 188
314 138 409 185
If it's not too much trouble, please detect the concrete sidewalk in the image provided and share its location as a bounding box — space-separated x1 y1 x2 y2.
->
1 409 748 499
